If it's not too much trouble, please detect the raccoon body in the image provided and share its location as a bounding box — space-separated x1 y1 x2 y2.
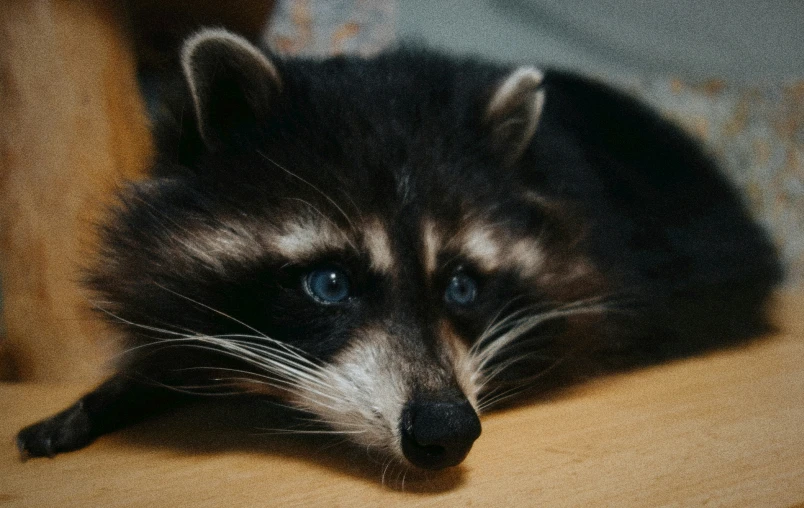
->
17 29 780 471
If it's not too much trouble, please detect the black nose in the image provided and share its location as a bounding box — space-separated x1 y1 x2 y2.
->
399 396 481 470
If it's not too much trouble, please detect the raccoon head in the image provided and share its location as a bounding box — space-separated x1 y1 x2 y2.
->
92 29 606 470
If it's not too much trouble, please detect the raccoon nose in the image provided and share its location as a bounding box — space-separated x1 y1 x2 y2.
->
400 397 481 470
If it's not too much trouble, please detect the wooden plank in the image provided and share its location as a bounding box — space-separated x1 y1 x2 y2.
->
1 293 802 507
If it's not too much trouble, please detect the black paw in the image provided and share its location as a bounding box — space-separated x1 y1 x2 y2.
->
17 401 94 459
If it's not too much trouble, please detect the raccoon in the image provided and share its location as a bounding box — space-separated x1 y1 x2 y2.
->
17 28 781 471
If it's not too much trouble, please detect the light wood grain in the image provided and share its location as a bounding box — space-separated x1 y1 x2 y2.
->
1 294 802 507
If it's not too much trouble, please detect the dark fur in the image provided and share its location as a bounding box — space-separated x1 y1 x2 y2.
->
18 35 781 465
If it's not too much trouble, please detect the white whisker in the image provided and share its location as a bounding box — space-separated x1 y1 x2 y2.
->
469 295 635 405
252 428 366 436
150 282 271 339
257 150 357 234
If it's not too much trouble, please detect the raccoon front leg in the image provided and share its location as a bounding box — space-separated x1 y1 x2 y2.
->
17 374 183 459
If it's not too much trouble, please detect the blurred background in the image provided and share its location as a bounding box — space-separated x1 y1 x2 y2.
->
396 0 804 83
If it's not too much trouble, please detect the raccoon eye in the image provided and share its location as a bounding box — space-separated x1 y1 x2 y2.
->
445 272 478 307
305 267 351 304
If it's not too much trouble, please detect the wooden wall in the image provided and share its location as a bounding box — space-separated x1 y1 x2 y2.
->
0 1 153 381
0 0 276 382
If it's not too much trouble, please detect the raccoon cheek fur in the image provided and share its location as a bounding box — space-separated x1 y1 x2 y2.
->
15 25 780 474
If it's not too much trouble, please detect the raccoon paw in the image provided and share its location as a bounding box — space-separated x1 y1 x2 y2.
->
17 401 94 459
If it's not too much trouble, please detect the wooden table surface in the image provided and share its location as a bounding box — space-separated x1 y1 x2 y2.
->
1 294 802 507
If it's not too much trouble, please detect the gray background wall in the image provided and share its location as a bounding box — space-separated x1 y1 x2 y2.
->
398 0 804 83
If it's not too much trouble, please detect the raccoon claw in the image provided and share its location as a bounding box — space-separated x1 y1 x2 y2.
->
16 402 94 459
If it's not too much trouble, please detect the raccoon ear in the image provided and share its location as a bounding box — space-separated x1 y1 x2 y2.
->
484 66 546 165
181 28 282 150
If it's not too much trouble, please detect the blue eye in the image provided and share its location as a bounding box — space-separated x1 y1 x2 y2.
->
445 272 478 306
305 267 351 304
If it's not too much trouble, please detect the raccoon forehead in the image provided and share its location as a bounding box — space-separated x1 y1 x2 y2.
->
362 218 395 273
168 220 268 271
268 216 352 260
421 218 441 276
422 216 545 277
457 222 545 276
146 214 336 271
267 213 396 272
